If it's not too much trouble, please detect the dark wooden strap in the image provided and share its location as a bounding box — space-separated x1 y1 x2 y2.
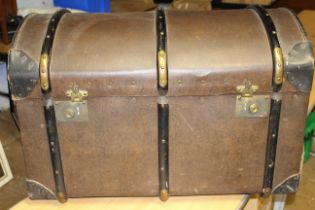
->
39 9 69 203
263 94 282 196
158 102 169 201
156 8 168 93
249 5 284 91
249 5 284 196
156 8 169 201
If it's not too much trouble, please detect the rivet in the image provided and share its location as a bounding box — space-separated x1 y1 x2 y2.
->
249 103 259 113
64 108 75 119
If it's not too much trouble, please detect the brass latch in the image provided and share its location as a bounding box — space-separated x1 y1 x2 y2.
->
55 83 88 122
236 78 258 97
65 83 88 102
236 79 270 117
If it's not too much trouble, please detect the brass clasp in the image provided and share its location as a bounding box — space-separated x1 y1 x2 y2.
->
65 83 88 102
236 78 259 97
55 83 89 122
235 79 270 117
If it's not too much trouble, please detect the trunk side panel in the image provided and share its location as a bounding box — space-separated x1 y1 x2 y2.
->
169 95 268 194
57 97 159 197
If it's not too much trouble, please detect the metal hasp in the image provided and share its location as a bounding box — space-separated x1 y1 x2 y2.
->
236 78 258 97
55 83 89 122
156 8 169 201
249 5 284 197
65 83 88 102
235 79 270 117
39 9 70 203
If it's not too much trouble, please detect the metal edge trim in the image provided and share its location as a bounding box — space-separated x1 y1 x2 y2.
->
271 173 300 194
26 179 56 200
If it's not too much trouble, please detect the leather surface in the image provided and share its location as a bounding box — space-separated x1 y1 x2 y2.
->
50 12 158 98
169 95 267 194
11 14 51 99
16 99 56 194
16 93 308 197
58 97 159 197
273 93 308 187
11 9 311 99
166 10 272 96
11 9 312 198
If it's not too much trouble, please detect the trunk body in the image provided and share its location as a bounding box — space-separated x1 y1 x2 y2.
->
8 8 314 199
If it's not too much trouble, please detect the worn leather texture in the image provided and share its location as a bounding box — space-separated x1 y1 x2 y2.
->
10 8 313 198
50 12 158 98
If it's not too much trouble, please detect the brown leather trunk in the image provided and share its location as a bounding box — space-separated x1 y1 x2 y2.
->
7 7 314 201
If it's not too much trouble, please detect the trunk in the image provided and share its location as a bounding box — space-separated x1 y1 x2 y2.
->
8 7 314 202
